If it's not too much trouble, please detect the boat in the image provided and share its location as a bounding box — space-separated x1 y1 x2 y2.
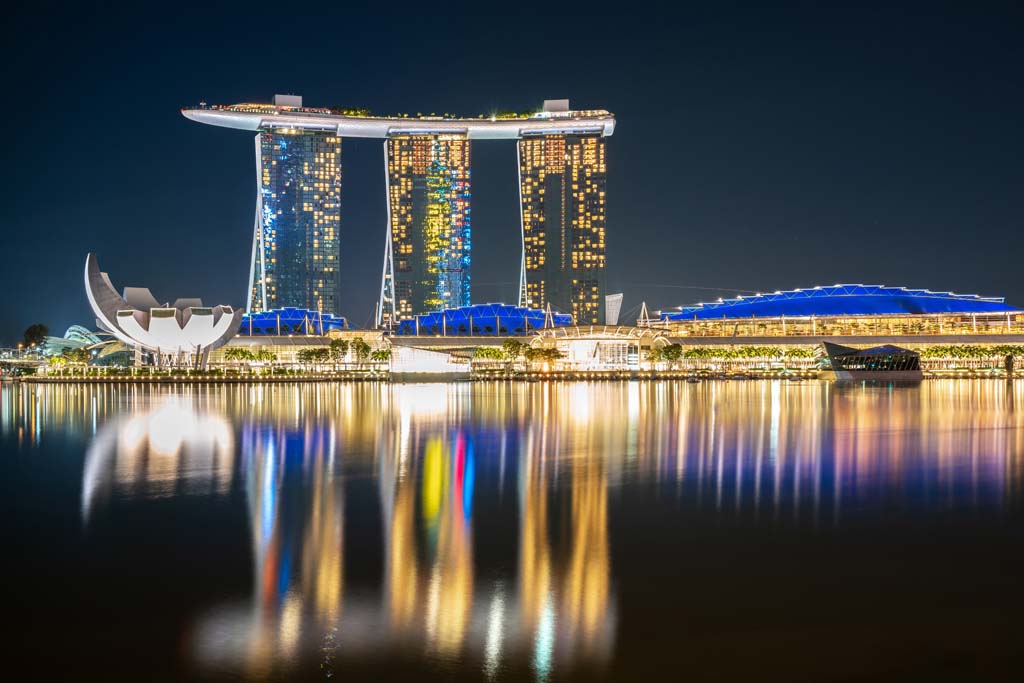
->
819 342 923 382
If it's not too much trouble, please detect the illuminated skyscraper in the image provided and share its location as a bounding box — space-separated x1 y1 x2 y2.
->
380 134 471 325
518 131 607 324
182 96 614 326
249 118 341 315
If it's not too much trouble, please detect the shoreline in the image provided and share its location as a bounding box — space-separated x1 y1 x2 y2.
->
11 371 1017 384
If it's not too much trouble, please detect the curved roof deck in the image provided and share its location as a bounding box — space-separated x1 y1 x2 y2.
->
661 285 1020 321
182 103 615 139
533 325 670 342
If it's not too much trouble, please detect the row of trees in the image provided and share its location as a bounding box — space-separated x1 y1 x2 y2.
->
916 345 1024 359
646 344 684 364
47 347 91 371
473 339 563 367
295 343 390 366
226 338 389 371
672 345 817 361
223 347 278 364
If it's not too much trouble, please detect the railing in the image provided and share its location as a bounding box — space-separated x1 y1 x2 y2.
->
185 103 613 124
658 314 1024 338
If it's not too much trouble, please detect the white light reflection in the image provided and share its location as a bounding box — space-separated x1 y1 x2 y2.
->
533 594 556 683
483 583 505 679
81 398 235 524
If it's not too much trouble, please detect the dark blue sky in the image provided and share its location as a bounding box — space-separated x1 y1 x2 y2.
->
3 2 1022 342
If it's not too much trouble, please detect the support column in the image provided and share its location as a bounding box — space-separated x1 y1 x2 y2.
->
378 139 396 328
516 139 527 308
248 133 268 314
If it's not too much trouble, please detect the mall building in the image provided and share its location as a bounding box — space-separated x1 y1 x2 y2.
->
652 284 1023 339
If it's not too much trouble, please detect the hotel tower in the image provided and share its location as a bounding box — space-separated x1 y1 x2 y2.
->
182 97 614 325
380 135 471 326
250 114 342 314
518 126 607 324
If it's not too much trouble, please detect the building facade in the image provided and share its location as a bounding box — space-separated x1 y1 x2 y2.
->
654 285 1024 338
394 303 573 336
249 126 342 316
84 253 243 367
183 97 615 327
380 135 471 325
518 133 607 324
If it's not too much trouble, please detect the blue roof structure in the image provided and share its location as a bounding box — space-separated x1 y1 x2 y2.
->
241 307 350 335
662 285 1019 321
396 303 573 336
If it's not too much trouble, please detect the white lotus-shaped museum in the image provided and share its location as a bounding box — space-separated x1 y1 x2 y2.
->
84 253 242 358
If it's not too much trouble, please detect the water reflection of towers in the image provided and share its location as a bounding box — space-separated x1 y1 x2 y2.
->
518 423 612 673
36 381 1023 676
239 406 348 672
380 428 475 654
377 387 615 673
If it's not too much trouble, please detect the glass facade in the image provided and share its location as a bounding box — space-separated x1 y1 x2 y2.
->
660 312 1024 338
828 349 922 372
250 128 342 316
519 134 607 324
381 135 471 325
241 307 349 336
395 303 573 336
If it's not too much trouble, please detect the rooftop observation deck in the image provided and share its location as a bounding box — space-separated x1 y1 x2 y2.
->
181 100 616 139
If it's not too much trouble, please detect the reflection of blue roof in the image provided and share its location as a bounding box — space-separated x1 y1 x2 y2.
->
242 307 350 335
663 285 1020 320
396 303 573 336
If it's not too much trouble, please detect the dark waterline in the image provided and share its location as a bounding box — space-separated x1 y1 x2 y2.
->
3 380 1024 682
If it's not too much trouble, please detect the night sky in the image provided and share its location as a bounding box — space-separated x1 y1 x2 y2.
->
4 2 1022 343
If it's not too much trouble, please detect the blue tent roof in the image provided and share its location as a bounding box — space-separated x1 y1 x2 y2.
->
241 307 350 335
662 285 1019 321
396 303 573 336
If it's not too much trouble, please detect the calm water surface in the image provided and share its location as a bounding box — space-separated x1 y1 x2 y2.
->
3 380 1024 681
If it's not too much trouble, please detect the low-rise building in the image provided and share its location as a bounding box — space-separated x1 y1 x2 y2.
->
654 284 1023 338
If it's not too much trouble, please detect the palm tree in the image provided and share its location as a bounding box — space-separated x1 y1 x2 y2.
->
645 347 664 369
350 338 371 369
329 338 349 369
524 347 562 367
473 347 504 367
661 344 683 368
48 354 68 376
370 349 391 369
250 349 276 373
223 346 253 372
501 339 527 373
297 348 329 371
